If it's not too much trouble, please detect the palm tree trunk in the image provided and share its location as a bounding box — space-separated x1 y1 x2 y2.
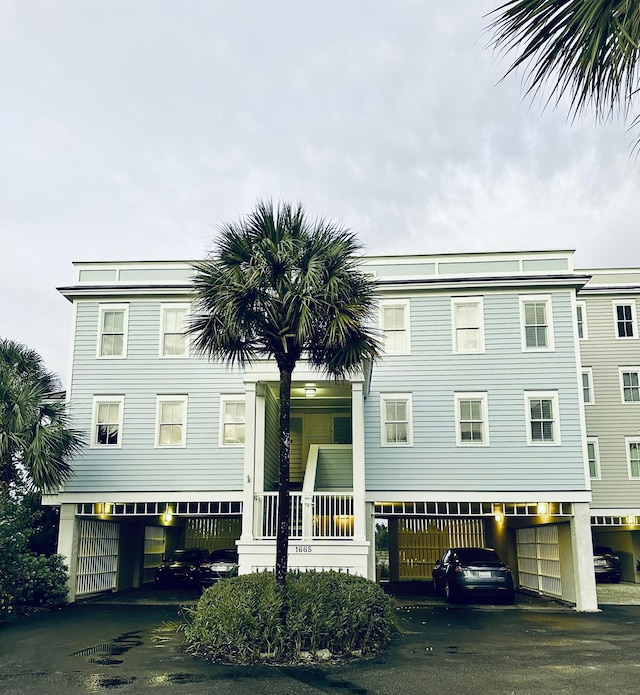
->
275 365 292 588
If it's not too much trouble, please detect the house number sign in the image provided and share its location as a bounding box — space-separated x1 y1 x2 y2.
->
295 545 312 553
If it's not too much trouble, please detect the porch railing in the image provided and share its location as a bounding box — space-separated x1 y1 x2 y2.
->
256 492 354 540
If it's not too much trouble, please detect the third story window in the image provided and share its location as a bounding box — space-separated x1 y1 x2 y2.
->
161 305 189 357
627 439 640 479
99 305 128 357
452 298 484 353
521 297 551 350
381 302 410 355
614 301 636 339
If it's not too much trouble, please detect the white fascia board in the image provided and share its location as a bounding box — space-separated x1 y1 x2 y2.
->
365 490 593 504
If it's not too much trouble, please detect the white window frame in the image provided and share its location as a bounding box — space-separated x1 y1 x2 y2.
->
582 368 594 405
587 437 600 480
155 395 188 448
380 299 411 356
97 304 129 358
525 391 560 446
159 303 190 358
451 297 485 354
454 392 489 446
380 393 413 447
91 396 124 448
613 300 637 340
576 301 588 340
519 294 554 352
220 396 246 447
625 437 640 479
619 367 640 404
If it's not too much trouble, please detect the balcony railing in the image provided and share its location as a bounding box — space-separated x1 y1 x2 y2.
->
256 492 354 540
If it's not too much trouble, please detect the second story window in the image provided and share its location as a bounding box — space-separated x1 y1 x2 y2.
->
98 304 129 358
613 301 637 339
221 398 246 445
587 437 600 479
525 392 559 445
381 394 413 446
455 392 489 445
620 369 640 403
626 438 640 479
156 396 187 447
381 301 410 355
582 369 594 405
452 298 484 353
92 396 124 447
520 295 554 351
161 304 189 357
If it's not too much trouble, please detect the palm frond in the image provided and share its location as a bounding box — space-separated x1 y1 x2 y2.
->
489 0 640 136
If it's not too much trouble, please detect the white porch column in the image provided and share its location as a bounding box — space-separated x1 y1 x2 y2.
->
571 502 599 612
352 381 367 542
240 382 258 542
57 503 79 602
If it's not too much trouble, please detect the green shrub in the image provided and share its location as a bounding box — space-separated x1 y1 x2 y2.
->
184 571 394 664
0 495 69 623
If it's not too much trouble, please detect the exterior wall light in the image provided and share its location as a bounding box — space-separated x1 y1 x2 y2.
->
537 503 548 515
304 385 317 398
163 506 173 524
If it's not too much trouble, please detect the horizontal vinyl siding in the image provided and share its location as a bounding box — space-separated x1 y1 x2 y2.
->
580 293 640 508
67 300 245 493
365 289 587 492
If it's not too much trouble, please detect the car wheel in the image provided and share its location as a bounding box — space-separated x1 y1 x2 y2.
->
611 577 621 584
444 581 456 603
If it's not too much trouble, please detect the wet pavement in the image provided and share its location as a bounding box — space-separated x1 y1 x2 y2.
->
1 585 640 694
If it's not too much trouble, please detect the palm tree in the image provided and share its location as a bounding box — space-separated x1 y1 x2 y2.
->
489 0 640 147
188 200 380 587
0 339 84 496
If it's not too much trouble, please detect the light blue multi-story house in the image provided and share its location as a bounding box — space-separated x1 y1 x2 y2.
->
45 250 599 610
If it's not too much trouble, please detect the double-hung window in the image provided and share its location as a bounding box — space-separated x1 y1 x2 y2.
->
626 438 640 479
587 437 600 479
520 295 554 351
576 301 588 340
160 304 189 357
613 300 637 339
519 294 554 351
619 368 640 403
98 304 129 358
156 396 187 447
220 397 246 446
452 297 484 353
380 300 410 355
380 394 412 446
92 396 124 447
525 391 560 445
582 368 594 405
455 392 489 445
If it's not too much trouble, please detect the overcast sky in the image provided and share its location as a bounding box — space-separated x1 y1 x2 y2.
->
2 1 639 384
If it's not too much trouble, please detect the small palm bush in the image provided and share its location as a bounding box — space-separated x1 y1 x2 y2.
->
184 571 394 664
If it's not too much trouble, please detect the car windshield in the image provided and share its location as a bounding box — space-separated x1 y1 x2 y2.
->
594 546 614 555
207 549 237 562
167 550 201 562
455 548 501 564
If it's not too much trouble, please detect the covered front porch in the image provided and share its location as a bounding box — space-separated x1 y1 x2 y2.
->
237 364 373 578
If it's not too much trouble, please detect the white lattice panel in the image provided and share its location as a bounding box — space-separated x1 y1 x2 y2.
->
76 519 119 596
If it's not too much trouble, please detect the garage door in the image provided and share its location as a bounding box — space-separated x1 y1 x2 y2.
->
516 525 561 597
76 519 119 596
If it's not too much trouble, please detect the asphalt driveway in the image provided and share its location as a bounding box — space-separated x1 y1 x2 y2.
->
2 587 640 695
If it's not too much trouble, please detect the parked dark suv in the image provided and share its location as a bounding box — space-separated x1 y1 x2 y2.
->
198 548 239 588
432 547 515 604
154 548 209 586
593 545 622 583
